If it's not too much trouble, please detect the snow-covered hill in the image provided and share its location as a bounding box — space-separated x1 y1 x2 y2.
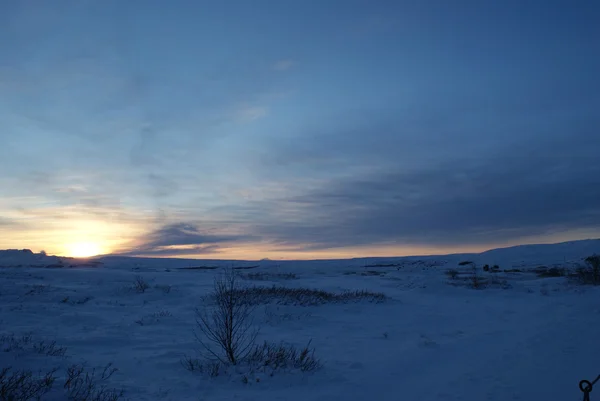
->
0 249 63 267
1 239 599 400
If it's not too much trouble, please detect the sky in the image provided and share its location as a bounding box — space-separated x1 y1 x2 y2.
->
0 0 599 259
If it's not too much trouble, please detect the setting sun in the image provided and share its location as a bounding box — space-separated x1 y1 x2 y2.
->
66 242 103 258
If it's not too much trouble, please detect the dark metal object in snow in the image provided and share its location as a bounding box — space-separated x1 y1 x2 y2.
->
580 375 600 401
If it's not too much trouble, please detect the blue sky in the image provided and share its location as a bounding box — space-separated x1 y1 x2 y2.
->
1 0 599 259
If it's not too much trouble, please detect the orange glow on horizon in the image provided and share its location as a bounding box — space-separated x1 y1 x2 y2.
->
1 206 599 261
124 244 475 261
0 206 149 258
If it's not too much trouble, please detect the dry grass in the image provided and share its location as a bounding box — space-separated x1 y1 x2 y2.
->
227 286 387 306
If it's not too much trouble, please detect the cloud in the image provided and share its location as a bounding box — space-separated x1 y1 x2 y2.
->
213 126 600 251
119 244 220 257
0 217 21 227
273 59 295 71
119 222 255 256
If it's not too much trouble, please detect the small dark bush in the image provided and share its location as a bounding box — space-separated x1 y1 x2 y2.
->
61 296 92 305
242 272 297 281
133 276 150 293
0 334 66 357
364 263 401 268
185 340 321 378
536 267 566 278
179 266 218 270
25 285 47 296
179 357 228 378
64 363 124 401
31 340 67 357
0 334 33 353
584 255 600 285
360 270 386 277
468 266 487 289
247 340 321 373
470 275 487 289
0 367 56 401
571 256 600 285
180 355 203 372
482 264 490 272
445 269 459 280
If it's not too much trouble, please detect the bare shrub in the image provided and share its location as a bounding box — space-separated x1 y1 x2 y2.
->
567 256 600 285
468 265 487 289
247 340 321 373
535 266 566 278
32 340 67 357
453 261 488 289
183 340 321 378
0 334 33 353
136 310 172 326
63 363 124 401
25 285 47 296
133 276 149 293
180 355 203 372
581 255 600 285
180 357 222 377
195 268 258 365
0 367 56 401
0 334 66 357
587 255 600 276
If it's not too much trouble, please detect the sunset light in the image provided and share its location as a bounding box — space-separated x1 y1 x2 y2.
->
66 242 104 258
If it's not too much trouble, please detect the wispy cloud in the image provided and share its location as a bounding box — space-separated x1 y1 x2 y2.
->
118 244 221 257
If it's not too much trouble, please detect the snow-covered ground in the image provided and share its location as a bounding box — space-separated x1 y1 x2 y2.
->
1 239 600 400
